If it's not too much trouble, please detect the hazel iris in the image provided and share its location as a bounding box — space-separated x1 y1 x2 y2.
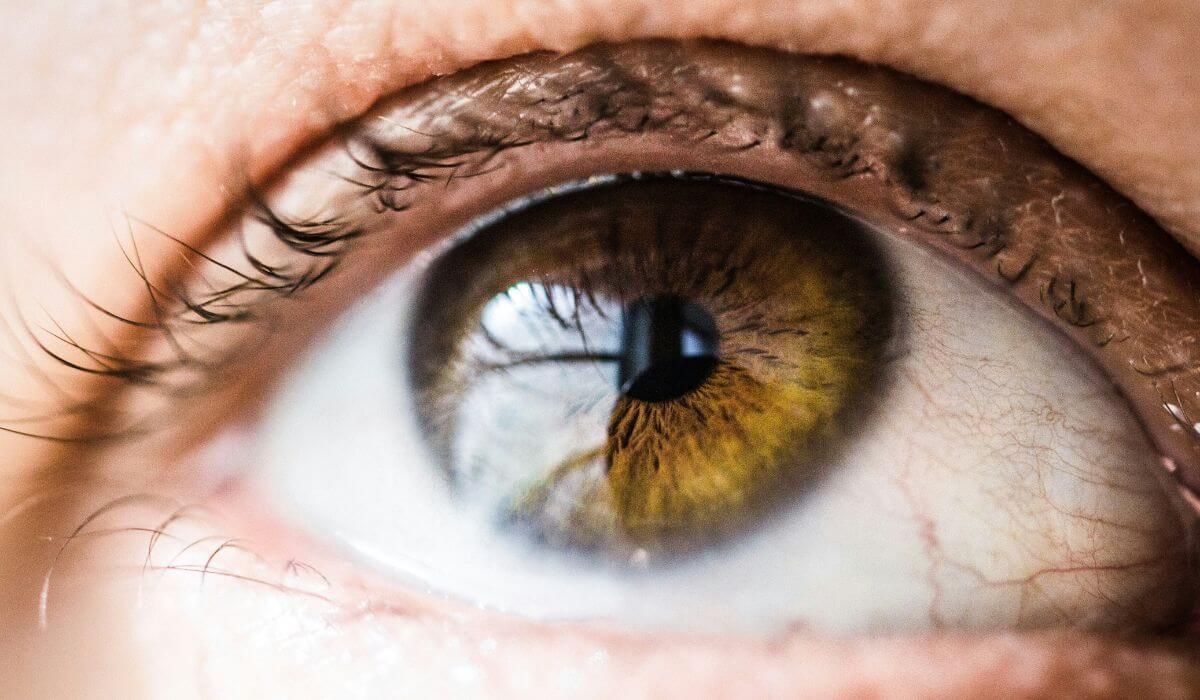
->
407 176 895 562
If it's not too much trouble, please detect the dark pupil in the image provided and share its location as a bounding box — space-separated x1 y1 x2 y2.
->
618 295 719 402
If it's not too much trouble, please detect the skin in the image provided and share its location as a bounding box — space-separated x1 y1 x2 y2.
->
2 0 1200 697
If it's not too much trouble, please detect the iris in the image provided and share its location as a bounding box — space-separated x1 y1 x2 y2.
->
408 176 896 562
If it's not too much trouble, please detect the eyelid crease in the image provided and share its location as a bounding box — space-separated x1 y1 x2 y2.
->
12 40 1200 508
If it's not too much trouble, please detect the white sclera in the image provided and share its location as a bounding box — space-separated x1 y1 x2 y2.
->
255 223 1187 636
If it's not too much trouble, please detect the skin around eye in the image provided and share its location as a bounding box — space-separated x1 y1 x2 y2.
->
6 24 1200 698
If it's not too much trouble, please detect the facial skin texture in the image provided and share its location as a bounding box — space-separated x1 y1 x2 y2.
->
2 1 1200 698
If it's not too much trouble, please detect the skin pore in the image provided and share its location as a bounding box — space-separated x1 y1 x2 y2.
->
2 0 1200 697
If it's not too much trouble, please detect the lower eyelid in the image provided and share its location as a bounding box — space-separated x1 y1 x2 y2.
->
20 484 1200 698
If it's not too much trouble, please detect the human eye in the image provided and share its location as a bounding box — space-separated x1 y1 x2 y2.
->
11 27 1200 700
198 41 1200 639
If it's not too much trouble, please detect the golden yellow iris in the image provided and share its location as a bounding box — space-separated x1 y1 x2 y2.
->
410 177 893 560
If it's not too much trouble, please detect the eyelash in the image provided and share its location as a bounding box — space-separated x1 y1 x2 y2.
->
0 205 360 444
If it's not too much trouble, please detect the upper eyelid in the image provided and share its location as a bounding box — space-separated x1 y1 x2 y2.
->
11 42 1200 464
0 46 1123 431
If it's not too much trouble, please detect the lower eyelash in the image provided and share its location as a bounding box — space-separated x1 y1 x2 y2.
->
24 485 340 631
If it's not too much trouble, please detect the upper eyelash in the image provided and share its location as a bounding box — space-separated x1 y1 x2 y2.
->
0 137 513 443
2 41 1183 451
0 53 711 443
